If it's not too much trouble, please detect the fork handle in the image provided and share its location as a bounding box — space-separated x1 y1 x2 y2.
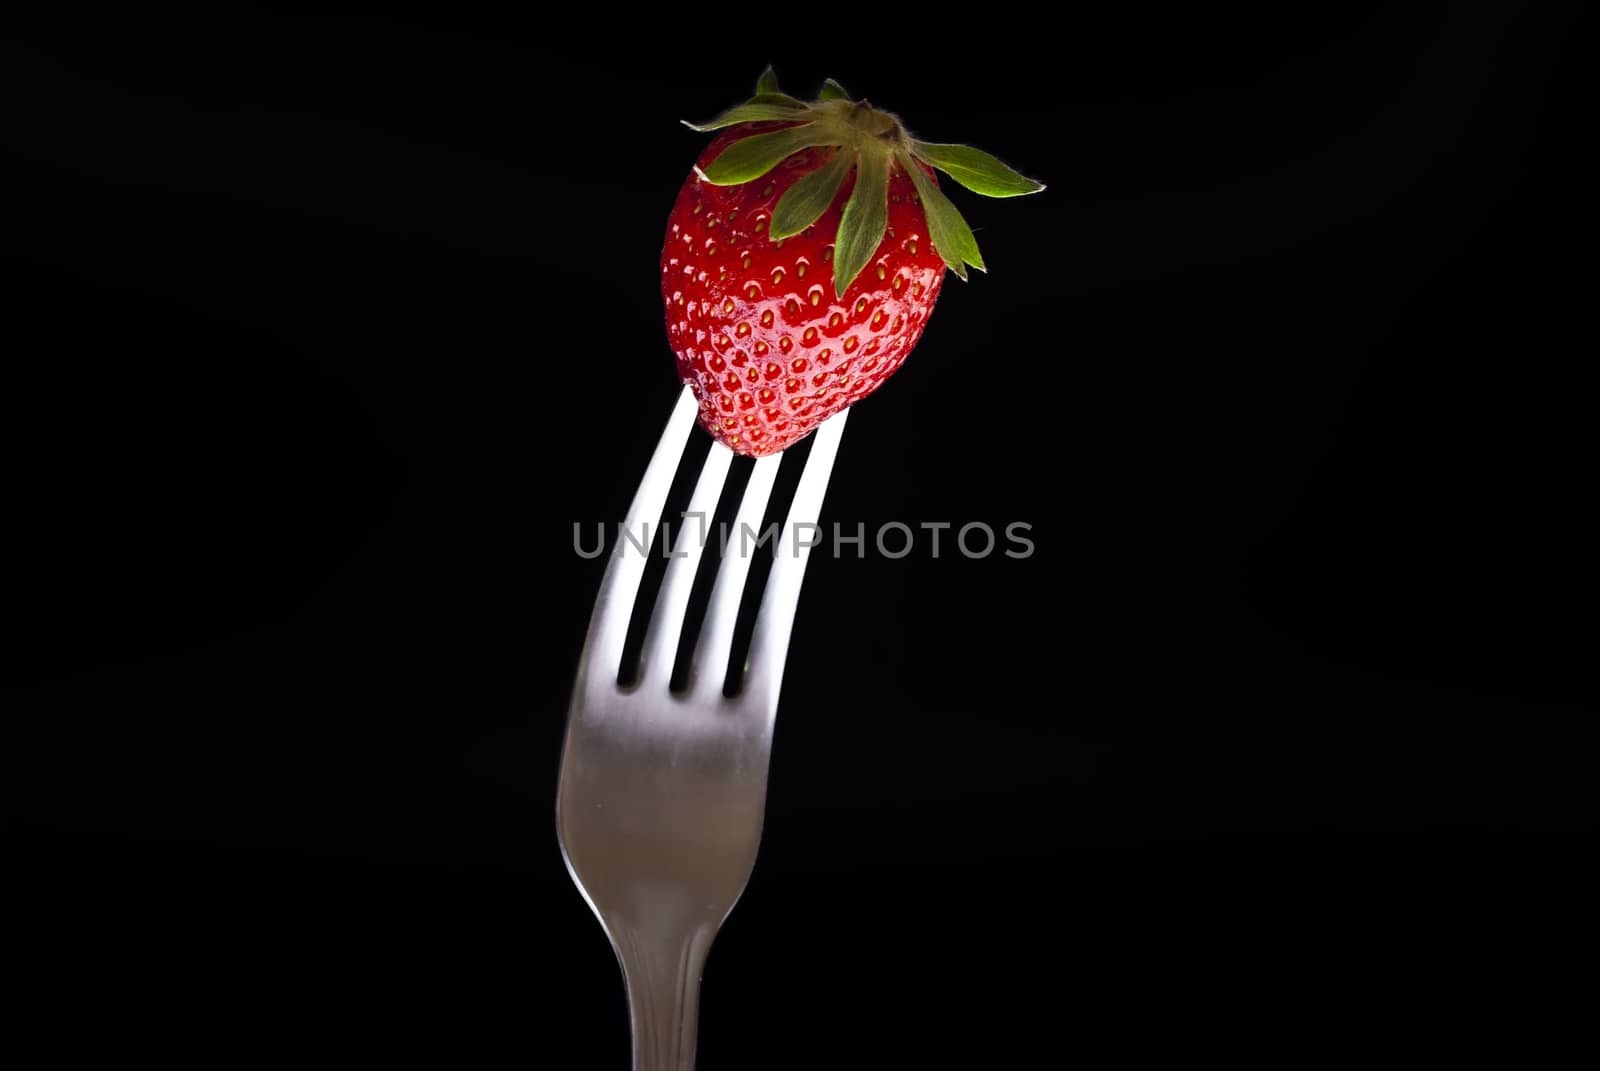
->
611 923 715 1071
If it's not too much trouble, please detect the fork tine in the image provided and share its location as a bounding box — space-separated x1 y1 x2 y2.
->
637 441 734 688
740 409 849 711
688 452 783 701
576 386 700 690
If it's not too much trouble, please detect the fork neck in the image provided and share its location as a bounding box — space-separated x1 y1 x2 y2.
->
610 920 717 1071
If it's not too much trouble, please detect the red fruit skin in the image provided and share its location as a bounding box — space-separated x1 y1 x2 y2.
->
661 124 947 457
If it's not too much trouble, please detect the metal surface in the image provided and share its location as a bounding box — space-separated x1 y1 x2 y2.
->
556 387 848 1070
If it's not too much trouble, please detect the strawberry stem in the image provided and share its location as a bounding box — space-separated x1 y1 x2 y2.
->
685 70 1043 285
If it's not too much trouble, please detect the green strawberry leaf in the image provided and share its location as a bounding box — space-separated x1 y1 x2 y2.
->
770 149 854 240
700 123 843 185
818 78 851 102
832 149 889 298
682 93 809 132
900 153 982 279
748 91 808 108
910 141 1045 198
756 65 781 95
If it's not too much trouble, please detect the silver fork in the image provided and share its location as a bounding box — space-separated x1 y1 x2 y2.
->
556 386 848 1071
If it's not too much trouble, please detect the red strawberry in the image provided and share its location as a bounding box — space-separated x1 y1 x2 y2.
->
662 68 1044 456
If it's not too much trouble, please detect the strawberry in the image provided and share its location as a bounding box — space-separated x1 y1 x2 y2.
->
662 68 1044 456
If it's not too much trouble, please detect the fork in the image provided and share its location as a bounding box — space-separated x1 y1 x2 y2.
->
556 386 848 1071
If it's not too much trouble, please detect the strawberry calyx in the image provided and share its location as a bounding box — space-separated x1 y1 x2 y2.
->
683 66 1045 299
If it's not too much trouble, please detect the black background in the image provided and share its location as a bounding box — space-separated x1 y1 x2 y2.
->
5 4 1594 1066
